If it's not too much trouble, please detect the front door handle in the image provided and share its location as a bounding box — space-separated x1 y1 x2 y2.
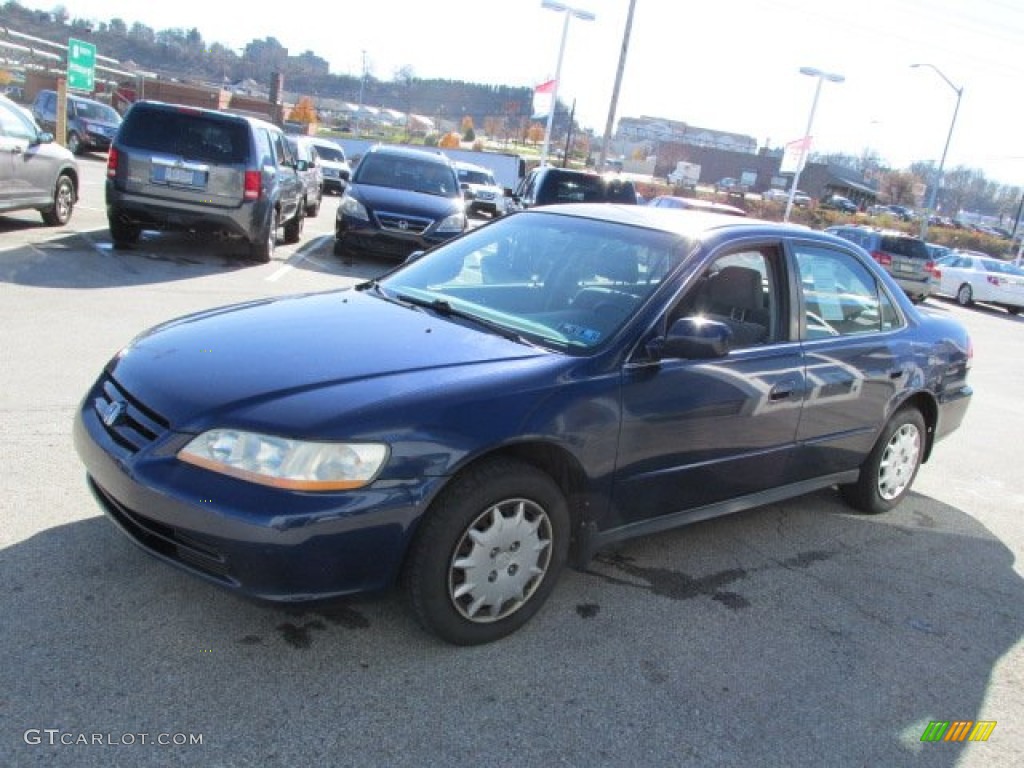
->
769 380 797 402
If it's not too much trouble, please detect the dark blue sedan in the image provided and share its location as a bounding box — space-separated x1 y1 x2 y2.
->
74 206 973 645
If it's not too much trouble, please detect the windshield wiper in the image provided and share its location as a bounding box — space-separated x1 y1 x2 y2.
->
394 293 533 345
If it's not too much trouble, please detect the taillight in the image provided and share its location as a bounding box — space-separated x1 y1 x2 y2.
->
872 251 892 267
925 260 939 279
106 147 118 179
244 171 261 201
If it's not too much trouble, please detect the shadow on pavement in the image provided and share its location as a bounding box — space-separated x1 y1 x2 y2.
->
0 488 1019 765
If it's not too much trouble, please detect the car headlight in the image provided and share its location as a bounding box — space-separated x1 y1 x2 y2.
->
178 429 388 491
339 194 369 221
436 212 466 233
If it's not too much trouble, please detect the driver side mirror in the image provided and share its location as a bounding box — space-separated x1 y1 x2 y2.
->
650 317 732 360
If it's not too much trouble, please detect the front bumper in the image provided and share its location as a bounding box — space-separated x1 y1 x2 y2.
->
335 215 462 260
73 386 439 601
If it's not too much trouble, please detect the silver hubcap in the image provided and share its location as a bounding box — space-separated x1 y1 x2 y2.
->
877 423 921 500
55 181 72 220
449 498 553 623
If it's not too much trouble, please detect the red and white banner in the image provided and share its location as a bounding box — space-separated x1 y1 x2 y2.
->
532 80 557 119
780 136 813 175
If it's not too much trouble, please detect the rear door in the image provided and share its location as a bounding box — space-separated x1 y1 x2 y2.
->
790 240 908 477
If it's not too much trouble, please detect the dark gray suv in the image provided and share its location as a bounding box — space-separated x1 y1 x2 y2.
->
31 89 121 155
106 101 306 261
825 225 936 303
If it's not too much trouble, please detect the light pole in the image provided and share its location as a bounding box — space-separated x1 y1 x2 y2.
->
539 0 595 167
597 0 637 172
911 63 963 241
784 66 845 223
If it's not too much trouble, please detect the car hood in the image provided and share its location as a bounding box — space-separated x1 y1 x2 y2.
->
106 289 552 432
352 183 462 218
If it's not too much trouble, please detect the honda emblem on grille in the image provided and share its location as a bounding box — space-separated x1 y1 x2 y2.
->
398 220 409 231
99 400 126 427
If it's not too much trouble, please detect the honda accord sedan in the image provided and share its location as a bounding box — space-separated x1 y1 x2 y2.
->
74 206 973 645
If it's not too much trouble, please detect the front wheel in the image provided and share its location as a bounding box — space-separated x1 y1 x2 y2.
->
41 174 76 226
840 407 925 514
283 204 304 244
67 131 82 155
403 458 569 645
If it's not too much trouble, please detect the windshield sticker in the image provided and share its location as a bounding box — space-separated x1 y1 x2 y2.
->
558 323 602 344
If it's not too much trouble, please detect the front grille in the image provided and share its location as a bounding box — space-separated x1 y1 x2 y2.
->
91 478 234 584
93 374 170 454
375 210 432 235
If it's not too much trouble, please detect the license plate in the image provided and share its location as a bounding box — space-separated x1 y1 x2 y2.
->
164 167 196 185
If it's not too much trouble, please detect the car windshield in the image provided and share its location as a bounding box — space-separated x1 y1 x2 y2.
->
74 99 119 122
313 143 345 162
459 169 496 186
355 153 458 196
377 211 688 351
981 259 1024 276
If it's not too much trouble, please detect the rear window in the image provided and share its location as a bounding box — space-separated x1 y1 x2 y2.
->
120 107 249 164
880 235 929 260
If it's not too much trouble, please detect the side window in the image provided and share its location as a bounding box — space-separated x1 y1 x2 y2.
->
0 101 37 140
270 132 289 166
255 128 273 169
674 247 782 348
794 245 903 339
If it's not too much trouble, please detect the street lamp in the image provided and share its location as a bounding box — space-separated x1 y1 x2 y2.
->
539 0 595 167
911 63 963 241
784 66 845 222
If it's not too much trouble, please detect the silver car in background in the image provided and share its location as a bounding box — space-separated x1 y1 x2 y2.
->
0 93 78 225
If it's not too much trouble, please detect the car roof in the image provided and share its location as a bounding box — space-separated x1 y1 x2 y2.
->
128 100 279 130
526 203 812 239
366 144 451 164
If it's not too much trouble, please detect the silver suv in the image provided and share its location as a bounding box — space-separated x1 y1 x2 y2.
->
0 93 78 225
286 135 323 217
106 101 306 262
825 225 936 303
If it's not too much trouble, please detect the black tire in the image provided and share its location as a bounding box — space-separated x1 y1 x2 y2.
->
41 174 76 226
956 283 973 306
283 204 304 244
1006 306 1020 316
840 407 925 514
108 214 141 246
333 238 348 258
307 191 322 218
403 457 569 645
67 131 82 155
250 209 278 263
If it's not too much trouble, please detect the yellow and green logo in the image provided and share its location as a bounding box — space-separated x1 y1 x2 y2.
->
921 721 996 742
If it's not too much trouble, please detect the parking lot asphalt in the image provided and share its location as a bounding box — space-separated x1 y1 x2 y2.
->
1 157 1022 767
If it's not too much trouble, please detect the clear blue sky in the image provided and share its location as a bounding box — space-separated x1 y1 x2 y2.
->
14 0 1024 185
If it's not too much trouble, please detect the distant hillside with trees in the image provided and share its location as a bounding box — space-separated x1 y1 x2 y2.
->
0 1 544 135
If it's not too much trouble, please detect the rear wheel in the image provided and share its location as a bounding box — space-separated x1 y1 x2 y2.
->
956 283 974 306
840 407 925 514
250 209 278 262
307 190 322 218
283 204 304 244
108 213 141 246
403 457 569 645
1006 306 1020 316
41 174 76 226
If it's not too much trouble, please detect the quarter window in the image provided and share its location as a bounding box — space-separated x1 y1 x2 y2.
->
794 246 902 339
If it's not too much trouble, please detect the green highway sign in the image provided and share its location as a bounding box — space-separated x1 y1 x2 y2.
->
67 38 96 92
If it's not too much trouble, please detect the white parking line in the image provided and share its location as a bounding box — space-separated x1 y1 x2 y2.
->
266 235 330 282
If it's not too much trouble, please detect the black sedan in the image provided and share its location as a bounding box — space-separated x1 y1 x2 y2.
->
74 206 973 645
